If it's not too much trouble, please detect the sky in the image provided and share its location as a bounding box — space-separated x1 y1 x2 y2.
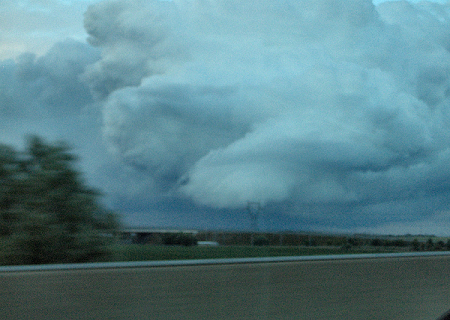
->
2 0 450 235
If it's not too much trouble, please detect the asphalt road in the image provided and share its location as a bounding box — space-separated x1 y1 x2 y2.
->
1 254 450 319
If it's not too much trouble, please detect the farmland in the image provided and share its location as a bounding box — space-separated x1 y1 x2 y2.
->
111 244 406 262
112 231 450 262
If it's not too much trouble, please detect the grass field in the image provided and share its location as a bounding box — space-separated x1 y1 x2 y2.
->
111 244 403 262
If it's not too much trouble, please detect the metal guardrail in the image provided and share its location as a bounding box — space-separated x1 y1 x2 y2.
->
2 250 450 272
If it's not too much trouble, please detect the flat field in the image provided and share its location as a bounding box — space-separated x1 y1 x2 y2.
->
111 244 403 262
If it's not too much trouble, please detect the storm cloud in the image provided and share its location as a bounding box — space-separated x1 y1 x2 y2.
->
3 0 450 233
82 0 450 216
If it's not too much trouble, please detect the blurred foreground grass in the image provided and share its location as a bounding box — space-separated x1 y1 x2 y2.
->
111 245 402 262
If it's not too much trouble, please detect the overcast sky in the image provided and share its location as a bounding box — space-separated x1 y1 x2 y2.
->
2 0 450 235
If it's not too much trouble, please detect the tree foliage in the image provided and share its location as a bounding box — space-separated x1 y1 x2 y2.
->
161 232 198 246
253 235 270 246
0 136 120 265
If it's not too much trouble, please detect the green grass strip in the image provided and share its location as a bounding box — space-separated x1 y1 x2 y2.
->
111 245 401 262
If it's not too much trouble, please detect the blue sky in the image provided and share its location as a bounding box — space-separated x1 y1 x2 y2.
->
3 0 450 235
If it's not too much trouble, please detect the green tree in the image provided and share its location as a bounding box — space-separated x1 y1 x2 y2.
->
0 136 119 265
426 238 434 251
411 238 420 251
162 232 198 246
371 238 383 247
0 144 20 236
253 235 270 246
436 240 445 251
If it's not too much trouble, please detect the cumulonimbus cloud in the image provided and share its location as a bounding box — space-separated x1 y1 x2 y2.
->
81 0 450 210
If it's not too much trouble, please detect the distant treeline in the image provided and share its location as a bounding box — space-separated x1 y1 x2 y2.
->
126 230 450 251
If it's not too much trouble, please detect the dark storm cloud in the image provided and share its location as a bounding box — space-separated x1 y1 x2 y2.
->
82 0 186 98
0 39 111 190
78 0 450 231
4 0 450 234
1 39 99 118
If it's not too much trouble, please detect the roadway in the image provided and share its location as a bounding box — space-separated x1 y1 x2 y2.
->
1 253 450 319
